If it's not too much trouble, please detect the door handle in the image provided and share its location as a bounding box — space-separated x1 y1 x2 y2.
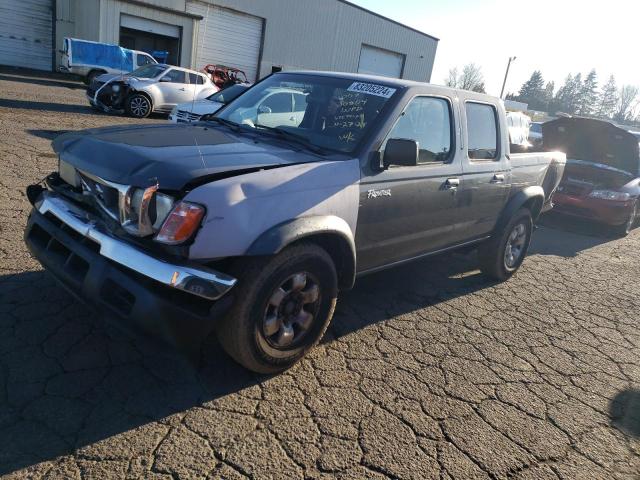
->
491 174 505 183
179 88 186 91
444 178 460 189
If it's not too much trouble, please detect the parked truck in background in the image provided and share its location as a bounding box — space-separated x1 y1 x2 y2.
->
60 37 157 84
24 72 566 373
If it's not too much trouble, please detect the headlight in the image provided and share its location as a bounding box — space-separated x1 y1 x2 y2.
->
588 190 631 201
155 202 205 245
120 186 175 236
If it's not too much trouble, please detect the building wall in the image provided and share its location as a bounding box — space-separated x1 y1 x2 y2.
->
190 0 438 82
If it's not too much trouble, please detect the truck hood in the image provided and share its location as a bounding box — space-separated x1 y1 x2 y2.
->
52 124 322 190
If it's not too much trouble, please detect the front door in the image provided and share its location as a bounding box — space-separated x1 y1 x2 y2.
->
356 95 463 272
158 69 193 106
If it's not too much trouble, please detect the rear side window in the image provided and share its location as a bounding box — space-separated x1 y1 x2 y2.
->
163 69 187 83
466 102 498 160
261 92 293 113
189 73 205 85
387 96 453 164
293 93 307 112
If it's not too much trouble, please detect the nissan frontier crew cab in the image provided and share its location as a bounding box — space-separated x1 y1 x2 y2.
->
24 72 566 373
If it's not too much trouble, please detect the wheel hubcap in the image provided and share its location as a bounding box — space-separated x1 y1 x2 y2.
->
262 272 320 349
504 223 527 269
130 97 149 116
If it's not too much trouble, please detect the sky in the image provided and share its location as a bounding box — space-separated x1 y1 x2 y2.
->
349 0 639 97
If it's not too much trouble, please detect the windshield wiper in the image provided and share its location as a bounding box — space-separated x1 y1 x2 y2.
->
205 116 241 131
254 124 329 155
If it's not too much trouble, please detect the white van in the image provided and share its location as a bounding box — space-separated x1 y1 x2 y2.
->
60 38 157 84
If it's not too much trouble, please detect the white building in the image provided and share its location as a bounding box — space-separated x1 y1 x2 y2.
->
1 0 438 82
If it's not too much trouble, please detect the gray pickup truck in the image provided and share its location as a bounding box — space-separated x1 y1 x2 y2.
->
24 72 566 373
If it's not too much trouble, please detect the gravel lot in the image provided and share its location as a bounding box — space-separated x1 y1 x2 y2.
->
1 69 639 479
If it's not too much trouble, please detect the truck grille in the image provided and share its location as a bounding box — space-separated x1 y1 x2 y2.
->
176 110 201 122
79 172 122 220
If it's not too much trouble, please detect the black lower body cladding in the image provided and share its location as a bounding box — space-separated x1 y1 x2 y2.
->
24 201 232 352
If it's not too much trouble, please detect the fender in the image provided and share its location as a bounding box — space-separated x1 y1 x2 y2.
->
495 186 545 233
247 215 357 290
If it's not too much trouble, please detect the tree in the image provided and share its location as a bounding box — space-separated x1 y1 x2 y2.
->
554 73 582 114
517 71 545 110
613 85 639 123
543 81 555 112
444 63 486 93
445 67 458 88
577 69 598 116
597 75 619 119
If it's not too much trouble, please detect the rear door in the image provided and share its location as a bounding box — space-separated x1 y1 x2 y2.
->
356 94 463 272
457 99 510 240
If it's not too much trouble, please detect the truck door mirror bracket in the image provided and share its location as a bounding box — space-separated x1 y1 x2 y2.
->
383 138 419 168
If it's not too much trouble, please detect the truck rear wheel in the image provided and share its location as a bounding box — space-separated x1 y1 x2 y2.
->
216 243 338 374
479 208 533 281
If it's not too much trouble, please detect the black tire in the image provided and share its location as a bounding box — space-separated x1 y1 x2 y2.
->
613 201 638 237
86 70 104 85
479 208 533 281
125 93 152 118
216 243 338 374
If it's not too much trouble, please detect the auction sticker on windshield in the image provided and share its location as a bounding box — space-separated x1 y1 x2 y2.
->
347 82 396 98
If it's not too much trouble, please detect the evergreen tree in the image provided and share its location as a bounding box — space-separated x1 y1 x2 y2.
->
578 69 598 116
554 74 582 114
517 71 545 110
597 75 618 119
543 81 555 112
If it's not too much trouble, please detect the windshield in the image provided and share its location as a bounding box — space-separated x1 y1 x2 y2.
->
129 64 167 79
207 84 249 104
216 73 399 153
530 123 542 134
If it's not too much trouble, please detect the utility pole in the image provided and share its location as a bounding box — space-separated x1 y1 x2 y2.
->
500 56 517 99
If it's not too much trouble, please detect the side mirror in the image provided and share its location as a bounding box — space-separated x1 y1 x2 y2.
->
258 105 272 115
159 76 172 82
383 138 419 168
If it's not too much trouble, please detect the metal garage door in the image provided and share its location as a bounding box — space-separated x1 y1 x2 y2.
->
0 0 53 70
187 1 263 81
358 45 405 79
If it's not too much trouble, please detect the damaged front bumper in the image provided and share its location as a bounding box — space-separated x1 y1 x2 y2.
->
24 189 237 347
87 79 129 113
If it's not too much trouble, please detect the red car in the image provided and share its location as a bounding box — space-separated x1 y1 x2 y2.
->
543 117 640 236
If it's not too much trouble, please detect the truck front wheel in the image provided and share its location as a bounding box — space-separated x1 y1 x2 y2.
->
479 208 533 281
126 93 152 118
216 243 338 373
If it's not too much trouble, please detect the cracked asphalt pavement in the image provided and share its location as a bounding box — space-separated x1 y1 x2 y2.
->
1 69 640 479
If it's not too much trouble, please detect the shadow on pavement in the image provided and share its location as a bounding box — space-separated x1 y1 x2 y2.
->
328 249 496 341
529 212 614 258
0 217 610 474
0 270 261 475
610 389 640 438
27 129 71 140
0 73 85 90
0 99 96 115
